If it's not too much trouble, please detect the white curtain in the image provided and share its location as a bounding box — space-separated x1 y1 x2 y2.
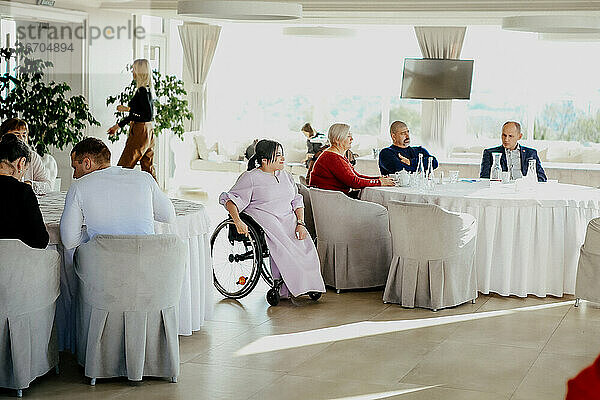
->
414 27 466 154
177 23 221 132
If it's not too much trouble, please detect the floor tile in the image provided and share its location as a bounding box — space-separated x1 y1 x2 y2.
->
513 352 595 400
179 320 257 362
543 317 600 357
287 335 439 385
400 341 539 395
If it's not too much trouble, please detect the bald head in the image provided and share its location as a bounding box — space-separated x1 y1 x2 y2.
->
390 121 410 148
501 121 522 150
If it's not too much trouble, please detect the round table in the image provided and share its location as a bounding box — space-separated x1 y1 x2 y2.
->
361 180 600 297
38 192 213 351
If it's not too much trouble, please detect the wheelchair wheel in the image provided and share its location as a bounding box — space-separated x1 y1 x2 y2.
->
266 288 280 306
308 292 322 301
210 219 262 299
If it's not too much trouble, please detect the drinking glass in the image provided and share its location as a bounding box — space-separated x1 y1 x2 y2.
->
449 170 459 183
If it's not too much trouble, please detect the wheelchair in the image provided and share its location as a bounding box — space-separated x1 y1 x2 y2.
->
210 213 322 306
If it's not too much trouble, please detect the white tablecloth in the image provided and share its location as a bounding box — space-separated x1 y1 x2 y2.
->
38 192 213 352
361 181 600 297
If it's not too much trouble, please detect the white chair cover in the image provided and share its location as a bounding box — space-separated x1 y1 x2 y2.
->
576 217 600 304
296 182 316 240
309 188 392 290
0 240 60 391
384 201 478 310
74 234 186 381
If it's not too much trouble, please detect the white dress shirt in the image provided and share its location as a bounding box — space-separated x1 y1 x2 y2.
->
59 166 176 250
24 151 53 195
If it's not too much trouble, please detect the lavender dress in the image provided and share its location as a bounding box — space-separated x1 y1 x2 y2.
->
219 168 325 297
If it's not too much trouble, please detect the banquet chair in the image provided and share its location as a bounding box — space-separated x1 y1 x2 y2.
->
74 234 186 385
384 201 478 311
309 187 392 292
0 240 60 398
575 217 600 306
296 182 316 240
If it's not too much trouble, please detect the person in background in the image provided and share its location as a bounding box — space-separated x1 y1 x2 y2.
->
301 122 327 166
480 121 547 182
220 139 325 300
309 123 394 198
0 118 54 195
107 58 156 180
245 139 259 160
0 133 49 249
60 137 175 250
378 120 438 176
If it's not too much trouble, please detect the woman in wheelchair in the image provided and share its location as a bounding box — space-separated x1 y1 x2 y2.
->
219 139 325 303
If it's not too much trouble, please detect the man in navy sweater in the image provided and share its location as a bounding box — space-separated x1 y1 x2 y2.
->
378 121 438 175
480 121 547 182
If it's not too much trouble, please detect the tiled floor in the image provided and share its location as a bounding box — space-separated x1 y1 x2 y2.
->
4 171 598 399
5 288 599 399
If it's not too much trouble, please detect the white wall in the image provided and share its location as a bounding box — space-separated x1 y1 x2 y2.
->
55 9 134 189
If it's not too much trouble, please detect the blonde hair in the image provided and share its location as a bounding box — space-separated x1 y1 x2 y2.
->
328 123 351 146
132 59 152 89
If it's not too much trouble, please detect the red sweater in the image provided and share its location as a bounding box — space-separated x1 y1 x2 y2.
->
566 354 600 400
309 150 381 194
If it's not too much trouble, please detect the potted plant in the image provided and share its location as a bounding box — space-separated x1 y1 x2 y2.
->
0 43 99 155
105 67 192 142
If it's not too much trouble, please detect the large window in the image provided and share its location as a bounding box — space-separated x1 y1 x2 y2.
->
204 24 421 146
461 26 600 143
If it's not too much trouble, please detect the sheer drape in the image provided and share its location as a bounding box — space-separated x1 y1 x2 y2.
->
414 27 466 154
177 23 221 132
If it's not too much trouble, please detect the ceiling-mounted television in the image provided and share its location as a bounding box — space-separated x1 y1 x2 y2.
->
400 58 474 100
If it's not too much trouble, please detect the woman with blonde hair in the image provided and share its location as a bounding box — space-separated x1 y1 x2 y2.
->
107 58 156 180
309 123 394 198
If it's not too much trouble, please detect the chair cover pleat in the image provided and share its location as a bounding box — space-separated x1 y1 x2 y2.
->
310 188 391 290
384 201 478 310
0 240 60 391
576 218 600 304
75 234 186 381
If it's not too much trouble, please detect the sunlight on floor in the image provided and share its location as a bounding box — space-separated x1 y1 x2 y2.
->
331 385 440 400
236 300 573 356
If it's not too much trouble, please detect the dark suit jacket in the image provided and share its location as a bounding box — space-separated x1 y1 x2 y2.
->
480 145 547 182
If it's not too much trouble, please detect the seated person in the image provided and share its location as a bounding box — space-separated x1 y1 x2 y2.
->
220 139 325 299
0 118 54 195
309 123 394 197
245 138 258 160
378 120 438 175
0 134 49 249
480 121 547 182
301 123 327 167
305 143 357 183
59 137 175 250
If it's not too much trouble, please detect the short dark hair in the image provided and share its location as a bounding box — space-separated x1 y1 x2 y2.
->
0 133 31 165
502 121 521 134
390 120 407 134
71 137 111 164
0 118 28 138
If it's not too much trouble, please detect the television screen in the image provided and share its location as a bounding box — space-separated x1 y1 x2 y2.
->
400 58 474 100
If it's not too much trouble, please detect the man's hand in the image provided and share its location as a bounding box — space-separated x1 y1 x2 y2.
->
295 224 308 240
398 154 411 165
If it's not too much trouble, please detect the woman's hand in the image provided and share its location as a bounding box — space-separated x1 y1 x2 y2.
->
379 176 395 187
295 224 308 240
116 105 130 112
107 124 119 136
234 219 249 237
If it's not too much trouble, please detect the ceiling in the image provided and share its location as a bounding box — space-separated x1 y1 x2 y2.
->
51 0 600 24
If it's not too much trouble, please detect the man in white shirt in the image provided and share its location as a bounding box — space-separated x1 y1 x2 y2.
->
60 137 175 250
